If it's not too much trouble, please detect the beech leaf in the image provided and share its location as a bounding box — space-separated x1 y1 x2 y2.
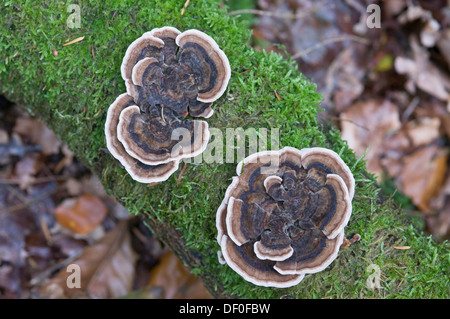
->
39 220 137 299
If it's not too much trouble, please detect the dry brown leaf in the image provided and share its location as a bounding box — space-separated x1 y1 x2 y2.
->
414 102 450 139
395 36 450 103
430 171 450 210
39 220 136 299
326 47 365 112
13 117 61 156
426 201 450 239
428 172 450 238
379 127 411 177
340 99 401 179
420 18 440 47
399 145 448 212
437 29 450 70
0 129 8 144
0 214 27 298
406 117 441 148
78 174 107 198
397 3 432 24
147 251 212 299
54 193 107 235
340 98 447 213
384 0 407 17
12 153 41 189
63 178 83 196
396 3 441 48
54 144 75 174
393 246 411 250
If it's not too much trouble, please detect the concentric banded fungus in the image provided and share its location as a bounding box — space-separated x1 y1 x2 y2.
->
121 26 231 119
105 27 230 183
117 104 210 165
216 147 355 288
105 93 179 183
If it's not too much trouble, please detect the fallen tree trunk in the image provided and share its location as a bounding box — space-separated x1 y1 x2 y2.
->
1 0 449 298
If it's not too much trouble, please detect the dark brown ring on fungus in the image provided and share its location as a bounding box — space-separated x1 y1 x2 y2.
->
105 93 179 183
216 146 355 287
120 34 164 83
131 57 161 87
122 28 230 120
301 148 355 200
146 26 181 65
254 240 294 261
106 27 230 184
176 29 231 103
221 235 304 288
274 232 345 276
116 105 210 166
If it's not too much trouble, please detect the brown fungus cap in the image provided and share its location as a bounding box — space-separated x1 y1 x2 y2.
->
176 29 231 103
116 104 210 165
216 147 355 288
121 27 230 119
120 34 165 84
105 93 179 183
105 27 230 183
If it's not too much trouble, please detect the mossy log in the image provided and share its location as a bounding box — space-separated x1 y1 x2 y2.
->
1 0 449 298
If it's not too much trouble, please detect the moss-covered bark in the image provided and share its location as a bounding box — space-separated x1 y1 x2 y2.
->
1 0 449 298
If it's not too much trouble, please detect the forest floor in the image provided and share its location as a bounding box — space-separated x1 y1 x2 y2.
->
1 0 450 298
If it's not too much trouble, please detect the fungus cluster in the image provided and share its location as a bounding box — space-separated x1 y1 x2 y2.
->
105 27 231 183
216 147 355 288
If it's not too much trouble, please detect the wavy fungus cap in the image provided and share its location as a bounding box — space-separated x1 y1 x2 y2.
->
216 147 355 288
116 104 210 166
105 93 180 183
121 26 231 119
105 27 230 183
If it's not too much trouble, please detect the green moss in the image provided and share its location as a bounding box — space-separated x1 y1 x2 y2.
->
1 0 449 299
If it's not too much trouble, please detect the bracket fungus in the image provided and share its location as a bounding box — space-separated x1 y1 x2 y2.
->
105 27 231 183
216 147 355 288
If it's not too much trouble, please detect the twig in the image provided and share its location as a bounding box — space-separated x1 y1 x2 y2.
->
91 44 96 60
181 0 190 15
160 104 166 124
176 163 188 186
30 251 83 286
341 233 361 249
292 34 369 59
401 97 420 122
146 182 159 187
332 116 370 132
5 184 28 203
40 217 53 246
344 0 366 13
228 3 333 20
392 267 405 278
131 226 150 244
0 175 69 185
3 187 57 213
63 36 85 46
274 90 282 101
291 34 369 60
118 173 127 185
